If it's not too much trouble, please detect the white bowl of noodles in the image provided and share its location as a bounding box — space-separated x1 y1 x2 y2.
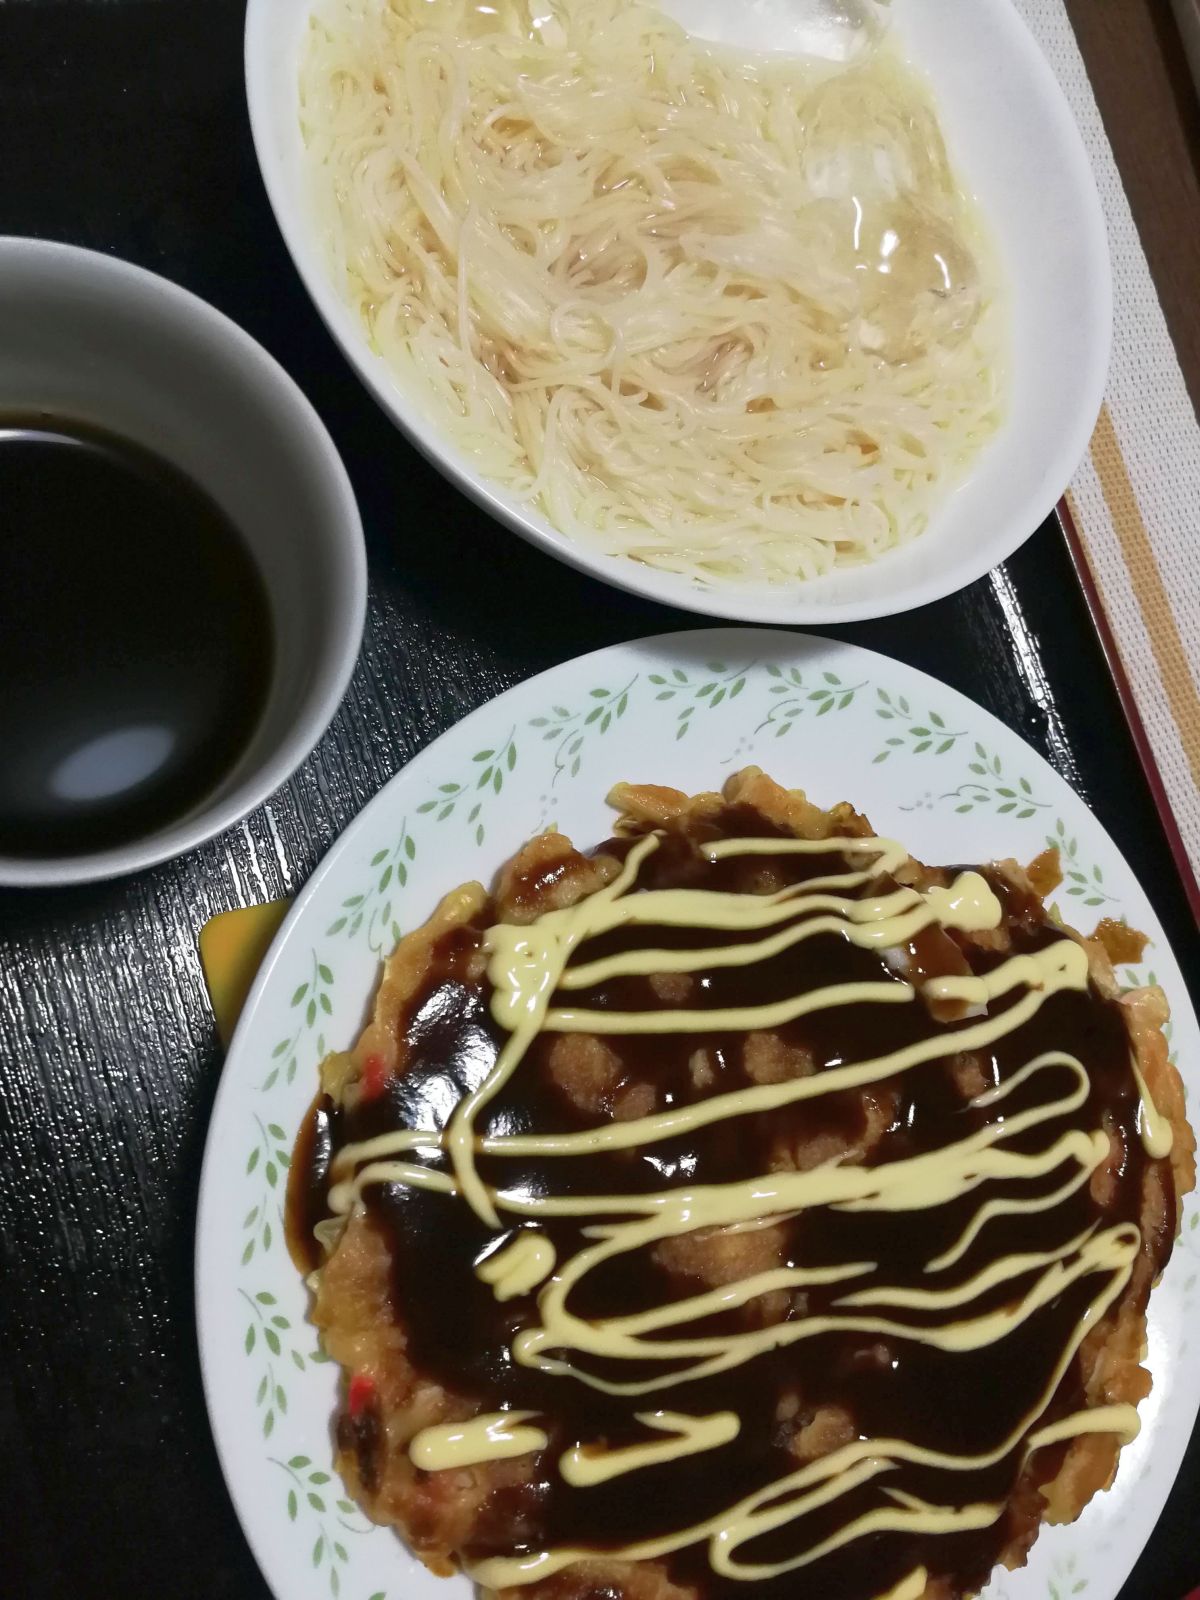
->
245 0 1110 623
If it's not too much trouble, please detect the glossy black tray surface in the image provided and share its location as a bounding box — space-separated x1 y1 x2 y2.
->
1 5 1197 1599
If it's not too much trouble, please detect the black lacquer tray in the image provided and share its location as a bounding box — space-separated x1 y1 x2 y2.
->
0 5 1196 1599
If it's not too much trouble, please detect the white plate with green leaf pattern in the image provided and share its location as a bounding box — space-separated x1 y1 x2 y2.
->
196 628 1198 1600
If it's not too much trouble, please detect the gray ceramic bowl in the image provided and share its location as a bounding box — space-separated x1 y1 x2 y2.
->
0 237 366 886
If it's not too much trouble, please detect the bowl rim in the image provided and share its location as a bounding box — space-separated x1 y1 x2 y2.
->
244 0 1113 626
0 234 367 889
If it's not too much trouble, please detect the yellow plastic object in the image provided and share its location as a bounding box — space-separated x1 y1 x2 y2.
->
199 900 292 1046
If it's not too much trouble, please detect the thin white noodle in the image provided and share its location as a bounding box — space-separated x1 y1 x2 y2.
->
300 0 1006 585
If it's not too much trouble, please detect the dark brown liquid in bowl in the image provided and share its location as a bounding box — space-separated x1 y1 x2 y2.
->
0 417 274 859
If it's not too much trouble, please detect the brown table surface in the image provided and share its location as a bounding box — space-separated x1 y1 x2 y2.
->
1066 0 1200 411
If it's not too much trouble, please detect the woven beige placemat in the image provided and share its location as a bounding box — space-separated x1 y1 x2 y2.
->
1013 1 1200 915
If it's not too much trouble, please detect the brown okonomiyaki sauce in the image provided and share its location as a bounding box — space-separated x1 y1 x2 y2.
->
289 803 1167 1600
287 1097 334 1277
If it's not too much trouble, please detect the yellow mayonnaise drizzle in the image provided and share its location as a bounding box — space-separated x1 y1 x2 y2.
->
476 1231 557 1301
875 1572 931 1600
1132 1062 1175 1159
327 830 1167 1587
559 1410 740 1488
409 1411 548 1471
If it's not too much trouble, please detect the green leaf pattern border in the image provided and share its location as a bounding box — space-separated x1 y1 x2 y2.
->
230 656 1196 1600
